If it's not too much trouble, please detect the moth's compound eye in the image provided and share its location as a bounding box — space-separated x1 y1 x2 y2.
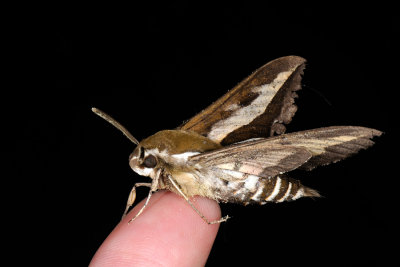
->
143 155 157 168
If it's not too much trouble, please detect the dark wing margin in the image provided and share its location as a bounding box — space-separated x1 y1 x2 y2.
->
178 56 306 145
265 126 382 170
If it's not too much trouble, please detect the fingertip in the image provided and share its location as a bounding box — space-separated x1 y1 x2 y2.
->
90 191 221 266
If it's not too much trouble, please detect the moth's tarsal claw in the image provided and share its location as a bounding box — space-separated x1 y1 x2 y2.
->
128 216 137 225
121 206 130 221
208 215 231 224
221 215 231 222
127 203 146 224
127 207 145 224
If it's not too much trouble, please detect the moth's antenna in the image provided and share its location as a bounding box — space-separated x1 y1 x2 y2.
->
92 107 139 145
303 85 332 106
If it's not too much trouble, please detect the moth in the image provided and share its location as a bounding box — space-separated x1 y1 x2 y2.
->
93 56 381 224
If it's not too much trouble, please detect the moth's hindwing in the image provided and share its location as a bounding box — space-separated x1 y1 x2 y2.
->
191 168 319 204
191 139 312 178
189 138 316 204
179 56 306 145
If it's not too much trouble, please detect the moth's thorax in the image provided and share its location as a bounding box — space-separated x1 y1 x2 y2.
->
140 130 221 154
128 130 221 179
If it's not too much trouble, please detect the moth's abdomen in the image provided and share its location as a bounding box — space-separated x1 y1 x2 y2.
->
221 175 320 205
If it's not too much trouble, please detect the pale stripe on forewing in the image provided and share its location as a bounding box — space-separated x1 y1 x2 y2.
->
265 177 282 201
277 135 359 155
207 69 296 142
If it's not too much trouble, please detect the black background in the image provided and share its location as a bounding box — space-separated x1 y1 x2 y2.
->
13 3 397 266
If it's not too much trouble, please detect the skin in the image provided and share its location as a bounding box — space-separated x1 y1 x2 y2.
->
89 191 221 267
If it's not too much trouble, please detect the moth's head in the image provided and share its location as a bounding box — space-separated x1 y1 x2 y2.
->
92 108 220 180
92 107 159 178
129 145 159 178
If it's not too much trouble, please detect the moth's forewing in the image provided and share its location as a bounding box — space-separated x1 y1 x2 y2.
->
179 56 306 145
262 126 382 170
190 126 381 179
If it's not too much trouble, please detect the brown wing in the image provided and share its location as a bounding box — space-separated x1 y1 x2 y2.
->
190 138 312 179
264 126 383 170
189 126 382 179
179 56 306 145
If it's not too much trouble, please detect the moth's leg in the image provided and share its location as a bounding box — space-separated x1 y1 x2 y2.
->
185 196 230 225
167 175 230 224
122 182 151 219
127 170 161 224
127 188 154 224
